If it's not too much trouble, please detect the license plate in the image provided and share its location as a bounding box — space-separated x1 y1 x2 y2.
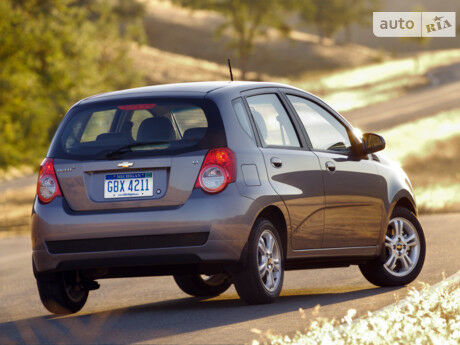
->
104 172 153 199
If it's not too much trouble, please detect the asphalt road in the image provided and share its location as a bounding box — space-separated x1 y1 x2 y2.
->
0 213 459 344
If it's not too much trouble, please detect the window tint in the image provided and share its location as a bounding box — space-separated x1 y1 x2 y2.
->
246 94 300 147
131 110 153 140
232 98 254 140
172 107 208 137
80 110 116 142
287 95 351 152
58 101 212 159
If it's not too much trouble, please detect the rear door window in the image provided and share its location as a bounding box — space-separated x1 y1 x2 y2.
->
232 98 254 140
246 94 300 148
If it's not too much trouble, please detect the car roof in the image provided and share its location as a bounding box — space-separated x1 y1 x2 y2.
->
77 81 305 105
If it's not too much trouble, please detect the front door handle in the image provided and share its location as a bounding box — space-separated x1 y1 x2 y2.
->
325 161 336 172
270 157 283 168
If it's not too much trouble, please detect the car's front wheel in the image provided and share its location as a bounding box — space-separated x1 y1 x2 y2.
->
173 273 232 297
359 207 426 286
233 218 284 304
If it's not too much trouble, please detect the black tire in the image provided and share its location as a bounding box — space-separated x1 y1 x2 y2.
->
34 266 88 315
233 218 284 304
173 273 232 297
359 207 426 287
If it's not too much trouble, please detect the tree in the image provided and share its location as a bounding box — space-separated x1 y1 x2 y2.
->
338 0 381 43
296 0 380 44
399 7 431 73
297 0 345 44
172 0 290 80
0 0 145 168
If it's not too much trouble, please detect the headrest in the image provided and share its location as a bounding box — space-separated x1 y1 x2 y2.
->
96 133 131 146
137 117 175 142
183 127 207 141
250 108 267 140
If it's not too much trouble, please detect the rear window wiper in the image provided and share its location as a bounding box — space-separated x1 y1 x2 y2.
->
105 141 171 158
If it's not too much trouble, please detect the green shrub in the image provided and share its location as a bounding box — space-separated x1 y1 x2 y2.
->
0 0 145 168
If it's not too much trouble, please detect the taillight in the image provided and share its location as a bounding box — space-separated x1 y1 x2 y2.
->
37 158 62 203
195 148 236 194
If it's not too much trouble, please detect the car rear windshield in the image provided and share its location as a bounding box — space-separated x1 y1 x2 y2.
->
49 98 226 160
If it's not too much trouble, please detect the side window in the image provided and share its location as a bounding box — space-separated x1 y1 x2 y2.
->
246 94 300 147
287 95 351 152
80 110 116 142
232 98 254 140
172 106 208 136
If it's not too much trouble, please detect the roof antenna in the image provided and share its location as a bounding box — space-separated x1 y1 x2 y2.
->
227 58 234 81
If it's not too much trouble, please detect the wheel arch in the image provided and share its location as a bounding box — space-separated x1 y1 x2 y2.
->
256 205 288 257
394 197 417 215
238 204 289 266
390 190 417 218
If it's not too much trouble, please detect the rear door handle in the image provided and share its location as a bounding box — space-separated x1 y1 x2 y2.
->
270 157 283 168
325 161 336 172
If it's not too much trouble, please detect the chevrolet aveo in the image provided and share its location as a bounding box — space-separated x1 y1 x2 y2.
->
32 82 426 314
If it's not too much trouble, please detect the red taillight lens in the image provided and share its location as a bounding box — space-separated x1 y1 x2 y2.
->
195 148 236 194
37 158 62 203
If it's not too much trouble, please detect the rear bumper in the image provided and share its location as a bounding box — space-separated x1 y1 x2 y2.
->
32 185 254 273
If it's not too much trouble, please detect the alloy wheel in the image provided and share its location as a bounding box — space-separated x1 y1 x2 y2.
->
257 229 282 292
383 217 421 277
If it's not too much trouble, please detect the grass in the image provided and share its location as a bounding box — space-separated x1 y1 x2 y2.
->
252 272 460 345
0 165 34 182
381 109 460 213
0 185 35 235
291 49 460 112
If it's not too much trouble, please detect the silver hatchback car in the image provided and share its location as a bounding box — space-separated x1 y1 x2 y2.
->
32 81 425 314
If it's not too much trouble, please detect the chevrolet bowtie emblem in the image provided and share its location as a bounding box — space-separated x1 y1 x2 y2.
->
118 161 134 168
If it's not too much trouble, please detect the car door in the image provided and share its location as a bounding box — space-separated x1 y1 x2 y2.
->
243 90 325 250
285 93 385 248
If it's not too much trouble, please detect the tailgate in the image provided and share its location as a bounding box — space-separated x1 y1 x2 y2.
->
54 153 205 212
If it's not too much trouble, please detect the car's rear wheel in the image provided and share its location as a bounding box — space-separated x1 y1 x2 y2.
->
35 268 89 315
359 207 426 286
173 273 232 297
233 218 284 304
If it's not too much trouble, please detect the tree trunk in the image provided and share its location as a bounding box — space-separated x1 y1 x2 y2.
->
317 25 326 45
240 55 248 80
345 25 352 44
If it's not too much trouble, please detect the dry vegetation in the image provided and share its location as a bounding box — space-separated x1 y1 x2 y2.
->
252 272 460 345
0 185 35 236
136 1 460 113
140 0 384 79
382 108 460 213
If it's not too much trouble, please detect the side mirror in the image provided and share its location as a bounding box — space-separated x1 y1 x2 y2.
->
362 133 385 154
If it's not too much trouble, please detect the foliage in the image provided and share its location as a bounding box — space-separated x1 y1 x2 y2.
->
171 0 290 80
0 0 145 168
296 0 380 43
253 274 460 345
